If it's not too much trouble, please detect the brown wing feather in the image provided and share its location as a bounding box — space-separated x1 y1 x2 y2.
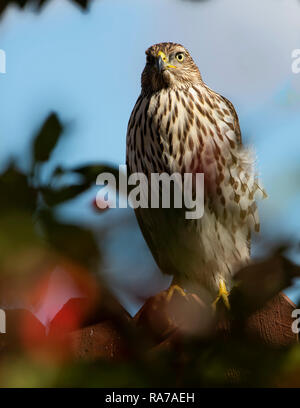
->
220 95 242 145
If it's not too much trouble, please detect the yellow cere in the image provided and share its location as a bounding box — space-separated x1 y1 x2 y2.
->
157 51 177 69
157 51 167 61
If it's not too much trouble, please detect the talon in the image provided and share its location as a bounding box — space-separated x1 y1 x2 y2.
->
166 284 186 302
212 279 230 310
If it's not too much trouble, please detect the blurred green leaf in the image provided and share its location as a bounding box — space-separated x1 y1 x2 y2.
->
40 184 91 206
37 0 90 11
0 163 37 212
229 249 299 318
50 166 65 179
0 0 92 16
33 113 63 163
39 210 100 267
0 210 43 268
71 164 120 185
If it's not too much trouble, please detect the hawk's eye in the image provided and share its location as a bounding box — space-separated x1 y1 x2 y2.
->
176 52 185 62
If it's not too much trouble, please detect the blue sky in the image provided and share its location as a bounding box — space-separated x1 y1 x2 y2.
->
0 0 300 317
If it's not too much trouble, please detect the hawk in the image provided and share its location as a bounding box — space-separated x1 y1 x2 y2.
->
126 42 265 308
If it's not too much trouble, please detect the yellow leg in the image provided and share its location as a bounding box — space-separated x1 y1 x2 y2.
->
166 284 186 302
212 279 230 310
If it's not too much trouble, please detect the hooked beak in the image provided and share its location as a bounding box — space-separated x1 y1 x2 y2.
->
156 55 165 73
156 51 176 73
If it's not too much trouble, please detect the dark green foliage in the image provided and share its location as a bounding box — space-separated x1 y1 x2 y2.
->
230 248 300 318
40 208 100 267
0 164 37 212
41 185 92 207
0 112 117 270
33 113 63 163
0 0 92 16
71 164 120 186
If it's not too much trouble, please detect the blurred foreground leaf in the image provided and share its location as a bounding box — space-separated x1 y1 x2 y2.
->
41 184 91 206
0 0 92 16
39 210 100 268
0 164 37 212
230 247 300 318
0 110 108 276
71 164 120 185
33 113 63 163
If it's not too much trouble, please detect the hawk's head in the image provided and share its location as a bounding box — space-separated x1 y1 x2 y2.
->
141 42 202 94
